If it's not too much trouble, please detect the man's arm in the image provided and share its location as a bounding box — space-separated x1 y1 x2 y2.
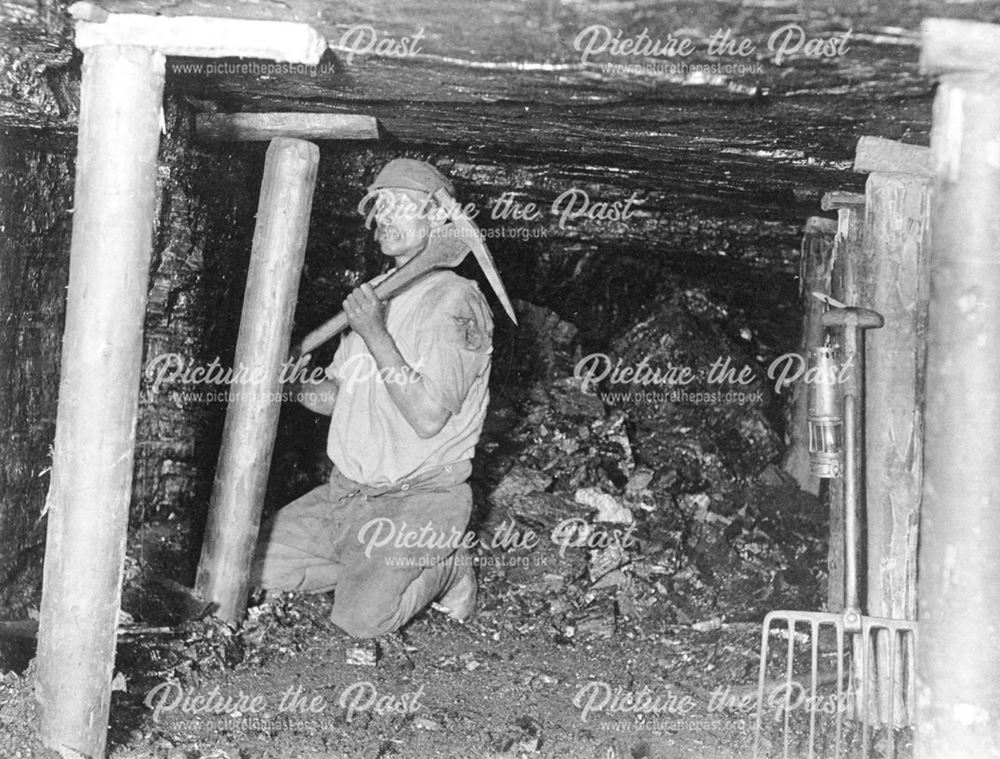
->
287 356 339 415
296 377 339 416
342 283 451 438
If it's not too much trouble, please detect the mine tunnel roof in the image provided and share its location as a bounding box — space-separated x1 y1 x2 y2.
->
2 0 994 231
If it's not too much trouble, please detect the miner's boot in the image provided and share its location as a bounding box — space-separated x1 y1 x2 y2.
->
434 548 477 622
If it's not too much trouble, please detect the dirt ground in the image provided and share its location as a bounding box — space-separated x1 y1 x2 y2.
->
0 548 786 759
114 585 762 759
1 479 837 759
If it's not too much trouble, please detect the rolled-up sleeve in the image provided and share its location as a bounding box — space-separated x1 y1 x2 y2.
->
411 281 494 414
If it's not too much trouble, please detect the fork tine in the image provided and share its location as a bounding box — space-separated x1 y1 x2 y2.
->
808 618 819 759
835 620 844 758
862 623 872 757
888 626 897 756
783 616 795 759
754 615 772 759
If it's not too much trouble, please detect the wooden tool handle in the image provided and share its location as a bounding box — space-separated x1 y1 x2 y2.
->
293 231 471 357
295 272 400 355
295 313 348 357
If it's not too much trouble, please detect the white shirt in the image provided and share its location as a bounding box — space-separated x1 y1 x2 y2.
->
325 270 493 485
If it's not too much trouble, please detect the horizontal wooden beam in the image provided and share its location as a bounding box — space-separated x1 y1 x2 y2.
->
822 191 865 211
854 136 933 177
195 112 379 142
69 1 326 63
921 18 1000 76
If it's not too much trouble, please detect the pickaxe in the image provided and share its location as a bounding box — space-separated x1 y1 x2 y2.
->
292 188 517 357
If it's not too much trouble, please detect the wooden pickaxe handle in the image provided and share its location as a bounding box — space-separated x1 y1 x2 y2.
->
290 227 472 359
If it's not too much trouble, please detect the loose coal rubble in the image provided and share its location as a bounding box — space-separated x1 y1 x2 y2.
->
0 664 49 758
470 291 826 643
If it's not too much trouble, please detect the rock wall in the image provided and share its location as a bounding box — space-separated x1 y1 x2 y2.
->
0 110 266 611
134 111 261 527
0 144 73 614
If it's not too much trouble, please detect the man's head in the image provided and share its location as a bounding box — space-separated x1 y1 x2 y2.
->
361 159 453 262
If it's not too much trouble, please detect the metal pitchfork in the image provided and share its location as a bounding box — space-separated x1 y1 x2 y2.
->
753 306 919 759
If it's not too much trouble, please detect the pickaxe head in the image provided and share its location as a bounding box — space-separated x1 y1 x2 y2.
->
432 187 518 325
294 162 518 358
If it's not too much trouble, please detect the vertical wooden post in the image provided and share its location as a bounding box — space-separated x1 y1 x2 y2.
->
820 191 865 612
824 192 866 309
35 44 165 759
782 216 837 497
195 138 318 623
858 169 930 624
917 19 1000 758
853 140 931 727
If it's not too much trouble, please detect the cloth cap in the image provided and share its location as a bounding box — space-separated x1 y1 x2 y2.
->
369 158 455 197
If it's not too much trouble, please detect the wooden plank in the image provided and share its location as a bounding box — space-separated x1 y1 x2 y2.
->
69 1 327 63
858 173 929 728
854 136 932 177
821 191 865 211
195 138 318 623
830 207 865 329
861 171 929 626
195 112 379 142
921 18 1000 76
34 44 165 759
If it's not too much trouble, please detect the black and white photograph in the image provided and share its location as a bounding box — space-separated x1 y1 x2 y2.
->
1 0 999 757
